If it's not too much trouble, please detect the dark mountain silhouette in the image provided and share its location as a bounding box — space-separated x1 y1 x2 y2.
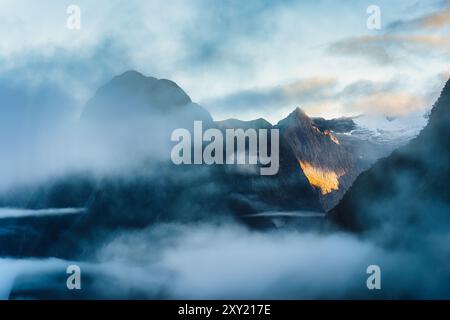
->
82 70 211 122
79 70 214 166
332 79 450 239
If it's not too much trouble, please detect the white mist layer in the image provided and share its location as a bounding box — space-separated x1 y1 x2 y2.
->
0 259 67 300
2 223 450 299
94 223 450 299
0 208 86 219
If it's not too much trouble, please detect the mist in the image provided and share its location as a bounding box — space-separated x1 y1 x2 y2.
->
1 219 449 299
0 72 204 193
0 208 86 219
92 222 450 299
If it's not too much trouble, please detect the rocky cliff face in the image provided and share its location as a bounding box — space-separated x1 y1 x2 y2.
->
213 117 323 226
276 108 359 211
215 109 364 212
332 79 450 237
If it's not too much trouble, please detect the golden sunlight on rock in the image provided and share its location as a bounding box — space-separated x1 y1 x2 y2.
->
324 130 340 145
299 160 344 195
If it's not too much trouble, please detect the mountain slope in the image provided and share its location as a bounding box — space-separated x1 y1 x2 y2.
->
332 79 450 236
276 108 359 211
213 117 323 225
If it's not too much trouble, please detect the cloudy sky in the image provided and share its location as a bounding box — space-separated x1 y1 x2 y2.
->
0 0 449 123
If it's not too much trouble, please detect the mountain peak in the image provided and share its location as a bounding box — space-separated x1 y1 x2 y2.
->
106 70 191 105
413 77 450 147
443 77 450 93
277 107 312 127
294 107 310 120
82 71 194 122
115 70 150 81
276 107 359 211
424 77 450 122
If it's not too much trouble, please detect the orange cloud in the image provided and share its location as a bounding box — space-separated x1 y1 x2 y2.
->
330 34 450 63
404 35 450 49
348 92 426 117
280 77 337 98
420 8 450 29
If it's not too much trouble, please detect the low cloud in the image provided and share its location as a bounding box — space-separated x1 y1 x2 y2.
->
4 222 450 299
0 208 85 219
0 258 66 299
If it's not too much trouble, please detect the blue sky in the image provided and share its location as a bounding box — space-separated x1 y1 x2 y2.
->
0 0 449 123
